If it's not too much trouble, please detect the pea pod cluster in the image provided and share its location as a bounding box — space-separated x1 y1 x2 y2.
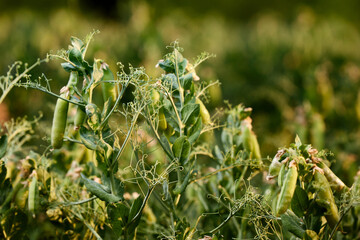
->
267 137 348 231
51 71 78 149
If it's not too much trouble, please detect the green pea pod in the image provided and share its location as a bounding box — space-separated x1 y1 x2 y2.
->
158 108 167 131
51 71 78 149
249 130 261 161
66 71 78 87
242 120 262 161
15 186 28 209
313 169 340 229
151 89 160 104
164 124 175 138
196 98 211 125
278 164 286 187
101 64 117 106
317 161 349 193
74 106 86 131
81 173 121 203
28 173 39 216
269 150 286 177
276 161 298 216
242 123 252 155
269 158 281 177
51 93 69 149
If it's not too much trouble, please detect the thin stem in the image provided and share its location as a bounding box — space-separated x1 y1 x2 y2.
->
89 84 94 104
210 210 235 234
145 108 174 160
196 80 220 99
63 137 83 145
161 85 183 133
100 80 130 129
20 85 86 107
0 182 23 213
190 164 244 184
60 196 97 206
0 58 48 104
110 171 116 195
72 211 103 240
112 110 140 169
82 30 98 59
128 186 155 224
83 221 103 240
329 206 352 239
153 191 171 212
174 49 184 107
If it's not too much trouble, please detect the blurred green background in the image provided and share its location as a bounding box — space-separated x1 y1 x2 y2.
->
1 0 360 183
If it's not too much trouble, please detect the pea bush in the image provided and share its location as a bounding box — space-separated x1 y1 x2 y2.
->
0 32 359 240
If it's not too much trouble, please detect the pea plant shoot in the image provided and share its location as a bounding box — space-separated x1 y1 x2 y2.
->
0 32 359 239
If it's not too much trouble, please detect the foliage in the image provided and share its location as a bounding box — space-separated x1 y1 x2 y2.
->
1 32 360 240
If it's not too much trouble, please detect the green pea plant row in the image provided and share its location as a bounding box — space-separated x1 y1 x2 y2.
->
0 32 359 239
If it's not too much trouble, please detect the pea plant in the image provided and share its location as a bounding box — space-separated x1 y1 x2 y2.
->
0 32 359 239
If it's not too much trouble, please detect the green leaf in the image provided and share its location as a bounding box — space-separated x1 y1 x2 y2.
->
213 145 223 161
281 213 305 239
162 181 169 200
61 62 77 72
1 208 27 239
180 73 194 90
163 103 180 132
113 177 124 198
82 60 93 75
173 168 192 195
0 162 7 185
162 73 178 89
158 59 174 73
0 179 12 206
101 98 113 123
177 58 187 76
2 208 15 236
307 204 324 233
160 135 172 156
181 103 200 126
81 173 122 203
221 130 232 151
295 135 302 148
107 202 129 237
128 196 143 222
291 186 309 218
0 135 8 159
70 36 84 52
127 195 144 234
92 60 104 83
95 151 108 174
79 127 103 151
187 117 202 144
68 47 83 68
172 136 191 165
175 217 191 240
174 49 187 75
86 103 102 131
